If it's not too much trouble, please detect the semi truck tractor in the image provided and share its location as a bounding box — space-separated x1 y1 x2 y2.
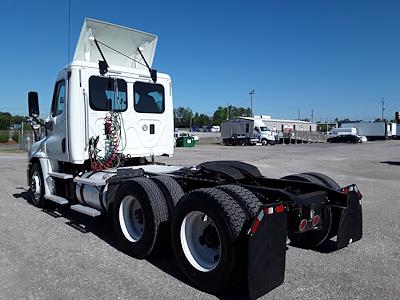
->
221 117 279 146
27 19 362 299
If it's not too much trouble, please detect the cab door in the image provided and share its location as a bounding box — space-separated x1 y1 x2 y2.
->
45 76 69 161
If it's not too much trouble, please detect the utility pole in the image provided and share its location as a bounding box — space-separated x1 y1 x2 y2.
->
226 102 229 120
298 106 300 120
311 109 314 122
249 90 255 117
381 97 385 121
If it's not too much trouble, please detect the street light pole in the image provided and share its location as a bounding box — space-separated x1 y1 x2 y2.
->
249 90 255 117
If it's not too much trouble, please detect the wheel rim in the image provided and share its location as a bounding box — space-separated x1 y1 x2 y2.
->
30 171 41 201
262 140 267 145
180 211 221 272
119 195 145 242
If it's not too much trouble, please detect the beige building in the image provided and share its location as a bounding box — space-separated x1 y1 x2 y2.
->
252 115 317 132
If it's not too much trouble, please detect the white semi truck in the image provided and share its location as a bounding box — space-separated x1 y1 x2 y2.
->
27 19 362 299
221 117 279 146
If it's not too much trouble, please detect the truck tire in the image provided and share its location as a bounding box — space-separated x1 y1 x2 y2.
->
150 175 184 218
302 172 340 190
281 173 332 248
261 139 268 146
303 172 342 239
29 162 46 207
171 188 246 294
216 185 262 220
113 178 169 259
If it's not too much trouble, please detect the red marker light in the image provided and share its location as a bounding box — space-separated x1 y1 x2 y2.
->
275 205 285 213
299 219 308 232
312 215 320 227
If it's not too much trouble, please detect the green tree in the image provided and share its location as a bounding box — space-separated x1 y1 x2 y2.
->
212 105 251 126
174 106 193 128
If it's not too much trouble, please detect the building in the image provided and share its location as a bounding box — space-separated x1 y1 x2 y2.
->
252 115 317 132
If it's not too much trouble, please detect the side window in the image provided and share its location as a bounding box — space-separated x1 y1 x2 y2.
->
51 80 66 116
134 81 165 114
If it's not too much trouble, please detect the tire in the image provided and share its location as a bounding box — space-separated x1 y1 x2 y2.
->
241 141 246 146
261 139 267 146
281 173 326 187
302 172 340 190
281 173 332 248
216 185 262 220
113 177 169 259
150 175 184 218
303 172 342 239
171 188 247 294
29 162 46 207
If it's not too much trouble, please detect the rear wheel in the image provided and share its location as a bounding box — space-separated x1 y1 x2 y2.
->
150 175 184 217
29 162 46 207
303 172 341 239
113 178 169 259
281 173 332 248
171 188 246 293
216 185 262 220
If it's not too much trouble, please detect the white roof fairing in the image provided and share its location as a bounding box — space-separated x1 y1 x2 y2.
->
73 18 158 70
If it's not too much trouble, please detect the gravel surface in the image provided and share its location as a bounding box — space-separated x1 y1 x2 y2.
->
1 141 399 299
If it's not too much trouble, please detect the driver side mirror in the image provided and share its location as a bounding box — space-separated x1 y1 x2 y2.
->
28 91 40 118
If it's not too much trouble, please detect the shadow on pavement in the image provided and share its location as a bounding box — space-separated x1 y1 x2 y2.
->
380 161 400 166
12 189 247 299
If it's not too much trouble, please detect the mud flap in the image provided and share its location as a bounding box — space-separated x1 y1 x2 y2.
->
336 191 363 249
247 205 287 299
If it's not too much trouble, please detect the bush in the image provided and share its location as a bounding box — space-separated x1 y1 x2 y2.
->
0 133 8 143
12 132 20 143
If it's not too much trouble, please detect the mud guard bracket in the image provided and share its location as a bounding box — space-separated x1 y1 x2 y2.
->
247 204 287 299
336 189 363 249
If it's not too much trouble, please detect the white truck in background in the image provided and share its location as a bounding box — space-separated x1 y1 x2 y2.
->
328 127 357 136
25 18 362 299
221 117 279 146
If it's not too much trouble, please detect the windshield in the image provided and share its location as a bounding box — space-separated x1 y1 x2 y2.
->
134 82 165 114
260 126 269 132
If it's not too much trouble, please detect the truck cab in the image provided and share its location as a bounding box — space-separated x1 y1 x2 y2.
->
29 19 174 168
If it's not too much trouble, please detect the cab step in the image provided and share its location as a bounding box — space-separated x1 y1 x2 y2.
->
48 172 73 180
45 194 69 205
70 204 102 217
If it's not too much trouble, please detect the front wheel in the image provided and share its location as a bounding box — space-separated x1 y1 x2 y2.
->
171 188 246 293
261 139 268 146
29 162 46 207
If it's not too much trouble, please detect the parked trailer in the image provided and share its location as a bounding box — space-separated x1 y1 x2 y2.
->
341 121 387 140
26 19 362 299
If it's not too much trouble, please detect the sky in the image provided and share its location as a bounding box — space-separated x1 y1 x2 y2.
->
0 0 399 121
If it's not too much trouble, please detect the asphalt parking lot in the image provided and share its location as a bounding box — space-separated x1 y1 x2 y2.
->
1 141 399 299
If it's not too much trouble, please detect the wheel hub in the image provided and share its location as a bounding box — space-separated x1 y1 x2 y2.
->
180 211 221 272
119 195 145 242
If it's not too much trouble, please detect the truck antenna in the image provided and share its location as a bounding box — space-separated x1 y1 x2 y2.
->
67 0 71 64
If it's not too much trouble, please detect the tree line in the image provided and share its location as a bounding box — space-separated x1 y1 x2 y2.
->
0 112 27 130
174 105 252 128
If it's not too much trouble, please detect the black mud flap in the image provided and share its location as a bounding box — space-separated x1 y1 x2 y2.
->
336 187 363 249
247 204 287 300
